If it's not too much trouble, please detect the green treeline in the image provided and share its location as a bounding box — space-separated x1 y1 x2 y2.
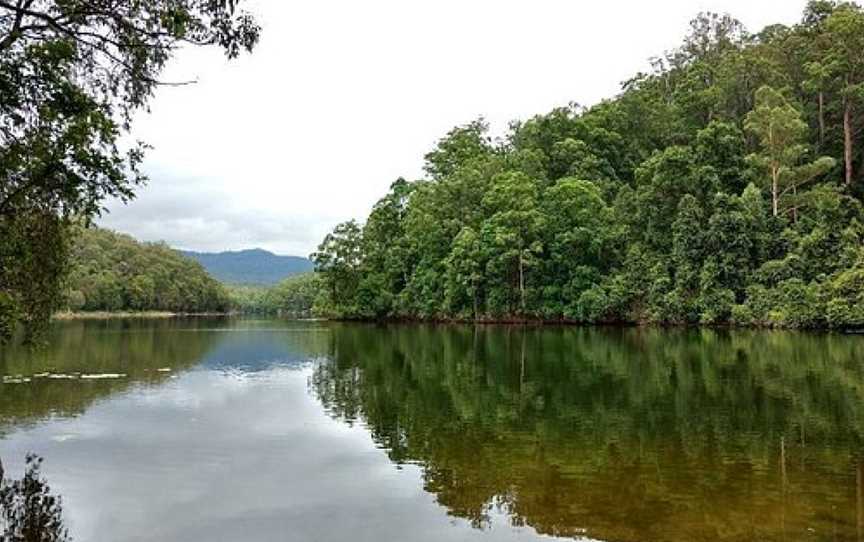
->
63 228 231 313
225 274 320 317
61 227 319 317
313 4 864 329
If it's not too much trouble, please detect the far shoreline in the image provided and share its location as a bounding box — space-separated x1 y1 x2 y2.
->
49 311 864 334
53 311 233 320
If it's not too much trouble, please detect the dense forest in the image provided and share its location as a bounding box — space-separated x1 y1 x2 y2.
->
225 274 320 317
60 227 319 317
312 2 864 329
63 228 231 314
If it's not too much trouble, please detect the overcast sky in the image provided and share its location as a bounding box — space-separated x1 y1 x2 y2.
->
98 0 809 257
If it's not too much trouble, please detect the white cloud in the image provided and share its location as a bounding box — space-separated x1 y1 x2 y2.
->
99 0 809 255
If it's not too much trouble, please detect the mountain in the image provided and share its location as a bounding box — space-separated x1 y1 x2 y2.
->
180 248 314 286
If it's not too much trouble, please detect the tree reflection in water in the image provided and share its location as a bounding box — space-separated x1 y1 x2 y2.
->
0 455 69 542
311 324 864 542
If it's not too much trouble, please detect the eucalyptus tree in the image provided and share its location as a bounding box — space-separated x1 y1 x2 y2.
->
744 86 835 218
821 4 864 187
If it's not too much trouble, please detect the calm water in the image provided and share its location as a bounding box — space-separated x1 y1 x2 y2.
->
1 319 864 542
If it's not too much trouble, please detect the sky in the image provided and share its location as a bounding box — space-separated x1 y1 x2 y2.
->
99 0 810 257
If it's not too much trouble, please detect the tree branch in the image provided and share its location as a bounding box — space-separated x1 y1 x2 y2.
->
0 0 199 87
0 0 35 51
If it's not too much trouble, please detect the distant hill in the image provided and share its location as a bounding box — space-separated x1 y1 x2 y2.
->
180 248 314 285
67 228 230 312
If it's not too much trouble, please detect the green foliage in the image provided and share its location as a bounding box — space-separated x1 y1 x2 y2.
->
309 4 864 329
0 212 69 343
226 274 320 317
311 221 364 318
0 1 259 342
0 455 69 542
745 86 835 217
64 228 230 313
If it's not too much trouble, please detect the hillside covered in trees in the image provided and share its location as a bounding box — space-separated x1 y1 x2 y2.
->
312 2 864 329
63 229 231 314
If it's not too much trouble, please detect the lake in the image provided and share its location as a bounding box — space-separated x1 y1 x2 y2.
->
1 319 863 541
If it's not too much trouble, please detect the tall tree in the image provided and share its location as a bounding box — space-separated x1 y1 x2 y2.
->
311 221 364 316
821 5 864 186
744 86 835 217
481 172 545 315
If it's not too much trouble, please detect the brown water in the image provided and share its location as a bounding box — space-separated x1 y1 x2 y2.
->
1 318 863 541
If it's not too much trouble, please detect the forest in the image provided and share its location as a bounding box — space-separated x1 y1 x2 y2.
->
60 228 319 317
62 228 231 314
225 274 319 317
312 2 864 329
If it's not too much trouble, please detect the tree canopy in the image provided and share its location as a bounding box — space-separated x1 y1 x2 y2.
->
314 2 864 329
63 227 231 313
0 0 259 341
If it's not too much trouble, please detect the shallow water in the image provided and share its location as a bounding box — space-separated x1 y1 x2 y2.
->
1 318 863 541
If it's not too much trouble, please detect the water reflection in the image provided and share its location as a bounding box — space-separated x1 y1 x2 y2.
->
0 318 330 431
312 324 864 542
0 321 863 541
0 318 219 431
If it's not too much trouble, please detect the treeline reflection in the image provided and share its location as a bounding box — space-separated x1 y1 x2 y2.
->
0 318 330 430
312 324 864 542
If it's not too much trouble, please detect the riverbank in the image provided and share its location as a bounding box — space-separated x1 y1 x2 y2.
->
49 311 864 332
322 314 864 333
53 311 231 320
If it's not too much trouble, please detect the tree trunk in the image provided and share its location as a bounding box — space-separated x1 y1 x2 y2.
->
818 92 825 148
780 436 787 536
792 185 798 224
772 166 780 217
519 331 526 392
845 98 854 187
472 282 478 320
518 251 525 314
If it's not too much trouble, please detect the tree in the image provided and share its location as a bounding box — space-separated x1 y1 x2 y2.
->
628 145 717 251
0 210 68 341
821 5 864 186
541 178 617 319
0 1 259 341
669 12 748 124
311 221 364 316
481 172 545 315
423 119 495 180
444 227 484 318
669 195 705 322
744 86 835 218
306 3 864 330
359 178 414 317
0 455 69 542
695 121 747 194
